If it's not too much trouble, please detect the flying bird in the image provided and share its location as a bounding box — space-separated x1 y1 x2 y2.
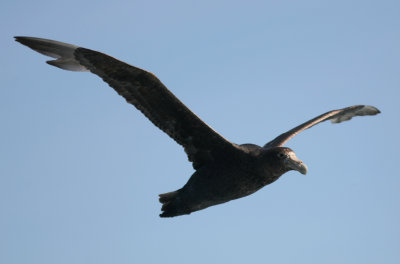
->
15 36 380 217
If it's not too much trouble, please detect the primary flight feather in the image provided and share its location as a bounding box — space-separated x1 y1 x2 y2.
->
15 36 380 217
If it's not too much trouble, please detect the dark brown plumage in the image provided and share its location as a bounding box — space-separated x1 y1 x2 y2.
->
15 36 381 217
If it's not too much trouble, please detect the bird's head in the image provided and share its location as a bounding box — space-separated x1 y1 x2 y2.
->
262 147 308 176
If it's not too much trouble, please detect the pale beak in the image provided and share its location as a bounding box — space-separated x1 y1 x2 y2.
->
285 153 308 175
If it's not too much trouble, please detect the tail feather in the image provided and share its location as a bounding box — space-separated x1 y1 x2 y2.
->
158 190 190 218
15 36 88 72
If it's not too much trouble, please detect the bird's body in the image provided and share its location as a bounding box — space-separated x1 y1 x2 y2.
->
161 145 289 217
15 36 380 217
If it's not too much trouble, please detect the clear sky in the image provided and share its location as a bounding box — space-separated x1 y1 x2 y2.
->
1 0 399 263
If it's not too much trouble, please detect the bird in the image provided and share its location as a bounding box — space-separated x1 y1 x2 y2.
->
15 36 380 217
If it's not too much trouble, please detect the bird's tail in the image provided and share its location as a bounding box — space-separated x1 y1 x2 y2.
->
159 190 190 218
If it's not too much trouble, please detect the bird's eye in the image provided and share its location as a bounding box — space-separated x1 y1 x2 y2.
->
277 153 285 159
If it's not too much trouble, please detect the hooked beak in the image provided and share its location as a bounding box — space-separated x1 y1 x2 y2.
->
285 153 308 175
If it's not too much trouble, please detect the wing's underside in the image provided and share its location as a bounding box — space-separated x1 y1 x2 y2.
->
264 105 380 148
15 36 243 169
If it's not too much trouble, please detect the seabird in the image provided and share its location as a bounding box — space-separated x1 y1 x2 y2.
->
15 36 380 217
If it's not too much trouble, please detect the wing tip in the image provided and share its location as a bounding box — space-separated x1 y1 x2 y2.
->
14 36 30 44
15 36 89 72
364 105 381 115
14 36 48 45
330 105 381 124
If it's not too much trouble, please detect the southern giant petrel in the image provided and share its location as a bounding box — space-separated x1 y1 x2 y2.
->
15 37 380 217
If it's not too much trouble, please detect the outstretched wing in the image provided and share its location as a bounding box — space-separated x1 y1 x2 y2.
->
264 105 380 148
15 36 244 169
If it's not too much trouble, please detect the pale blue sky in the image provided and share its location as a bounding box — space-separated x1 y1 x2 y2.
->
1 1 399 263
